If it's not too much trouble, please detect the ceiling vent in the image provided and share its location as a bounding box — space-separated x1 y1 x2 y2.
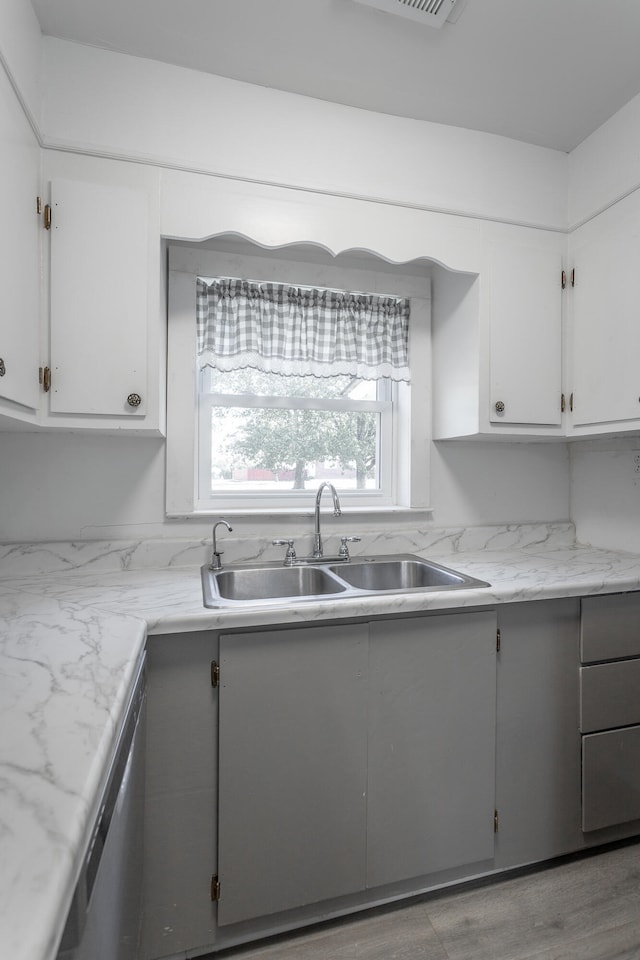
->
352 0 462 28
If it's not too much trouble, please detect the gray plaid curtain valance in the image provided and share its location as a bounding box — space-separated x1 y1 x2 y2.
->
196 278 410 382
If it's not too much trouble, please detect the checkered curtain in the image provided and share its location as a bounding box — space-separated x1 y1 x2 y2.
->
196 277 410 382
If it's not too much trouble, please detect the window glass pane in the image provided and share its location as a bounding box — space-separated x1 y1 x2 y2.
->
205 406 380 494
201 367 378 401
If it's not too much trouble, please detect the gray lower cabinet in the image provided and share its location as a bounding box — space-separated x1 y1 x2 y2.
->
582 727 640 832
581 592 640 662
141 596 640 960
580 593 640 833
217 611 498 927
494 599 584 868
141 631 219 960
217 623 369 927
367 612 497 887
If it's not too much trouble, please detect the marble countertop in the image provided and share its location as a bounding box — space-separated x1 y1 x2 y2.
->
3 525 640 960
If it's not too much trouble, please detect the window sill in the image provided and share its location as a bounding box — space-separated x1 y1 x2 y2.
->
168 506 434 522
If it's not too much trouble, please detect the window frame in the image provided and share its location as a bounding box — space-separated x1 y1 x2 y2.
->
166 241 431 518
196 374 395 510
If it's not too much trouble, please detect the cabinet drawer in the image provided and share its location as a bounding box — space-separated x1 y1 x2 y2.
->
582 725 640 832
580 659 640 733
581 593 640 662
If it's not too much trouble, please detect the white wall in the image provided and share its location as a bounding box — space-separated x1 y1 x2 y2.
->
431 441 569 528
570 438 640 553
0 17 573 544
0 433 570 542
569 89 640 228
0 0 41 127
40 37 568 232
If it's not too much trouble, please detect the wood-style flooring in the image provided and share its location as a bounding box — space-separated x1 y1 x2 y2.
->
216 840 640 960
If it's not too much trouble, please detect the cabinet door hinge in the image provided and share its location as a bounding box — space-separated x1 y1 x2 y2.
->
569 392 574 413
43 203 52 230
570 268 575 288
36 196 42 216
211 875 221 901
211 660 220 688
494 809 499 833
561 269 566 290
38 366 51 392
496 628 501 653
561 393 566 413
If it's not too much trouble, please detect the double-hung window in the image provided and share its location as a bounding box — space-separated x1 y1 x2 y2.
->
195 276 409 510
166 241 431 517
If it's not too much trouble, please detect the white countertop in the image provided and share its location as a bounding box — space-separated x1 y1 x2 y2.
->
3 526 640 960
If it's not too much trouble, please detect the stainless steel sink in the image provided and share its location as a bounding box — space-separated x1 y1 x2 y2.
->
202 563 348 605
202 553 489 607
327 556 476 591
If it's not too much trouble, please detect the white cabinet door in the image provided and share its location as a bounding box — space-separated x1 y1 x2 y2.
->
0 66 39 412
570 192 640 429
432 228 565 439
489 241 563 426
49 179 148 417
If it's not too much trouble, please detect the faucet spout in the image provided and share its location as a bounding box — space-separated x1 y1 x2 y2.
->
210 518 233 570
313 482 341 558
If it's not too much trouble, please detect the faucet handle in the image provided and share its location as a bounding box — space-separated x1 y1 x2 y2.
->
338 536 361 560
272 538 297 565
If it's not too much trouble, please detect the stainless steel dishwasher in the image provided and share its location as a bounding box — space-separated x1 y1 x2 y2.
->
56 653 146 960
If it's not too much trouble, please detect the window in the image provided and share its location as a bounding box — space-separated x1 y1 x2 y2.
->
166 240 431 517
198 366 393 505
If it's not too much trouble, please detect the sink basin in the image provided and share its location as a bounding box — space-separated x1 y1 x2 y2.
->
203 563 347 605
327 556 481 592
202 553 489 607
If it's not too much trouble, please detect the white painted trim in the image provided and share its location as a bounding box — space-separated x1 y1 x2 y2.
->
39 130 640 235
42 139 566 234
568 180 640 233
167 244 432 517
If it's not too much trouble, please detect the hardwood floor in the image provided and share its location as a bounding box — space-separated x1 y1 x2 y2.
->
215 841 640 960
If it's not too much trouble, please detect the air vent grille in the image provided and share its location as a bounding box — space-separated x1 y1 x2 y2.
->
400 0 449 15
352 0 459 28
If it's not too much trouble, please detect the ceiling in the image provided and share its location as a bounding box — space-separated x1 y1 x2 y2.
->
29 0 640 152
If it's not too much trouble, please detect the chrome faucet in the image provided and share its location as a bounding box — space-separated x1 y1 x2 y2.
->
313 482 341 558
209 519 233 570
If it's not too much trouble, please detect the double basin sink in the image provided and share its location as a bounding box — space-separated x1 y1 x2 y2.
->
202 553 489 607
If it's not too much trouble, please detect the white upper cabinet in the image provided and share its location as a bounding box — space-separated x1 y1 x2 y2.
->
488 241 563 428
432 225 566 439
49 179 148 418
42 168 164 435
568 190 640 435
0 65 39 418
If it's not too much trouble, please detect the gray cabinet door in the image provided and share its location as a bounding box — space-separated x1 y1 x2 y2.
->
141 631 219 960
494 599 583 868
367 611 498 888
582 726 640 832
581 592 640 662
580 659 640 732
217 624 368 926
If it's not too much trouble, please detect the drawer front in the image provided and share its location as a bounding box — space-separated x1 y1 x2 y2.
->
582 725 640 832
581 593 640 663
580 659 640 733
